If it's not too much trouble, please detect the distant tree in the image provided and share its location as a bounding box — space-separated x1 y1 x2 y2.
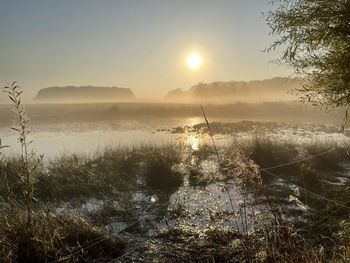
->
266 0 350 118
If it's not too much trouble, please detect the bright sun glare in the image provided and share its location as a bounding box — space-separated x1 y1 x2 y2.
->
186 52 202 70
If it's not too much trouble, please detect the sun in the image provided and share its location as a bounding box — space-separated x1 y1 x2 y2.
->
186 52 203 70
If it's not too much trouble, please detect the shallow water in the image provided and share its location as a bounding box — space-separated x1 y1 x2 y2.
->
0 118 202 157
1 118 349 158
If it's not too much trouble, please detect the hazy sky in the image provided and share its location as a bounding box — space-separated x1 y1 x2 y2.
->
0 0 291 100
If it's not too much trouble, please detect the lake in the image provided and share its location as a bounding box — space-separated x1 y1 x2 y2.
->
1 116 348 158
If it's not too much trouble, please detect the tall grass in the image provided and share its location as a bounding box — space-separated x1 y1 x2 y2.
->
4 82 43 225
35 145 184 201
0 205 125 262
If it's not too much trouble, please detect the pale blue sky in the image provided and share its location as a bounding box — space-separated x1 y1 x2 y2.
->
0 0 290 100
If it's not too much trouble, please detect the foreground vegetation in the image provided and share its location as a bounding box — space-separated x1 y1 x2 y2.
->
1 135 350 262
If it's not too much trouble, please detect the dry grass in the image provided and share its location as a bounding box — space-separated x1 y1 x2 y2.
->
0 205 125 263
0 145 185 202
152 223 318 263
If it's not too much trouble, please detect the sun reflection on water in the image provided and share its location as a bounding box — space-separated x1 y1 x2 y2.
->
188 134 199 150
185 117 204 151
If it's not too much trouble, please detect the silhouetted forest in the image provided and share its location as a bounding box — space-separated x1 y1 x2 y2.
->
34 86 134 102
165 77 301 103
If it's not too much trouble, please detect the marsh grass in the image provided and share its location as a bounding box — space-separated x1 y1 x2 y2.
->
0 144 185 202
0 157 26 201
141 145 183 194
2 138 350 261
332 221 350 262
153 223 318 263
187 165 210 186
154 226 246 263
237 135 350 170
0 205 125 262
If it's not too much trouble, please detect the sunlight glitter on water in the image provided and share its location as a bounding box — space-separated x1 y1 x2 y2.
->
1 118 349 158
187 134 200 150
185 117 209 151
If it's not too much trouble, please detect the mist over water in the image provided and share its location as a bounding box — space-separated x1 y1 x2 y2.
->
0 103 347 157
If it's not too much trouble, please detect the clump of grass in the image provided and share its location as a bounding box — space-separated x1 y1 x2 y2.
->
141 146 184 194
0 156 27 201
0 144 185 202
36 147 145 201
237 135 350 173
303 139 349 171
153 225 313 263
154 226 245 262
332 220 350 262
187 166 209 186
220 146 261 186
262 221 318 262
35 154 99 201
154 220 320 262
239 135 299 170
88 146 143 190
0 208 125 262
34 145 184 201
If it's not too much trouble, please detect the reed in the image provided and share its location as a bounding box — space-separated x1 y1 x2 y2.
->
3 82 43 225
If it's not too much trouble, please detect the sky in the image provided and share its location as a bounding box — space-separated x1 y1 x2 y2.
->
0 0 291 100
